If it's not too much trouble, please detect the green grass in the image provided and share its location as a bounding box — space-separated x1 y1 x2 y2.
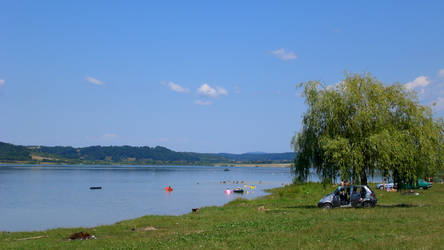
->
2 183 444 249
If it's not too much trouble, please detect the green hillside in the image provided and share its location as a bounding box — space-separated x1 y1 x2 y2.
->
0 141 295 165
0 142 31 161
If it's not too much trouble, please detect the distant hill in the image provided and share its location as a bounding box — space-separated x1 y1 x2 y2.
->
0 142 31 161
215 152 295 162
244 151 267 155
36 145 199 163
0 141 295 165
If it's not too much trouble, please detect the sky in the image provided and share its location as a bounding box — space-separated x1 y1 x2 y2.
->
1 1 443 153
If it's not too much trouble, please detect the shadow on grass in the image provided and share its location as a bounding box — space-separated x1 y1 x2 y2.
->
283 204 419 209
283 205 318 209
377 204 418 208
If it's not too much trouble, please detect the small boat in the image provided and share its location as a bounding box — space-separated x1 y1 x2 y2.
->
165 186 173 192
90 186 102 190
224 168 230 171
233 188 244 193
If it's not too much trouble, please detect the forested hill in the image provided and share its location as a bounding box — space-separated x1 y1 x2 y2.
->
215 152 295 162
0 141 295 165
36 145 199 163
0 142 31 161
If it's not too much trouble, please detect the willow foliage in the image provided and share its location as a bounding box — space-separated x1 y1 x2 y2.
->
292 73 444 185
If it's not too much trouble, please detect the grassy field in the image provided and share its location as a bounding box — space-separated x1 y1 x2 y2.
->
1 183 443 249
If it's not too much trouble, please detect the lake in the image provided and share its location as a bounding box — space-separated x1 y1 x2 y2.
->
0 165 292 232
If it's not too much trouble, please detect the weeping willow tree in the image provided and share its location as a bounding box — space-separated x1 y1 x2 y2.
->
291 73 443 186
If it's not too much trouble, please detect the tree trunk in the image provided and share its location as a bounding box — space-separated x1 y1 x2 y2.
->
360 170 367 185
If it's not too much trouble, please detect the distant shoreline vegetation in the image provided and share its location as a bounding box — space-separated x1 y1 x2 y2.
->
0 142 294 166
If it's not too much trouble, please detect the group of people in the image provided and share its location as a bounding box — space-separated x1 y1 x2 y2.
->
338 181 351 205
382 179 397 192
337 181 369 204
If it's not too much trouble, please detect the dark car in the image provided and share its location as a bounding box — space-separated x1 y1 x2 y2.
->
318 185 377 209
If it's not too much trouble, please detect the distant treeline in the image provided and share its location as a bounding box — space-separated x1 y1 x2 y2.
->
0 142 31 161
37 145 199 162
215 152 296 162
0 141 295 164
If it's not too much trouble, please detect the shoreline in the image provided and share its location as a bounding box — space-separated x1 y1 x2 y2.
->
0 162 292 168
215 163 291 168
1 183 443 248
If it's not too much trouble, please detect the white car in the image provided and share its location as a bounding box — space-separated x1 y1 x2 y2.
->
376 183 395 190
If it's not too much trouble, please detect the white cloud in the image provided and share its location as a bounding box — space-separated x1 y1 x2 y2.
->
163 81 189 93
431 97 444 112
194 99 212 106
197 83 217 97
404 76 430 90
399 71 444 116
0 79 4 86
197 83 228 97
271 48 297 61
86 76 104 85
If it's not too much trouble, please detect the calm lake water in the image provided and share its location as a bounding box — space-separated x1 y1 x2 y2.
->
0 165 292 232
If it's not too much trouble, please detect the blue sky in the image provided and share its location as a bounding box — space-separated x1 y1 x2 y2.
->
1 1 443 153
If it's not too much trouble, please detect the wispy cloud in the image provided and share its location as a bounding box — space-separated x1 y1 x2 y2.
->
0 79 4 87
197 83 228 97
86 76 104 85
216 86 228 95
438 69 444 78
194 99 212 106
233 86 240 94
271 48 297 61
404 76 430 90
234 86 241 94
162 81 189 93
431 97 444 112
103 133 118 138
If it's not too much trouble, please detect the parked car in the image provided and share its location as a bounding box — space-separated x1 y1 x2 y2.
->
376 182 395 190
318 185 377 209
400 179 432 190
